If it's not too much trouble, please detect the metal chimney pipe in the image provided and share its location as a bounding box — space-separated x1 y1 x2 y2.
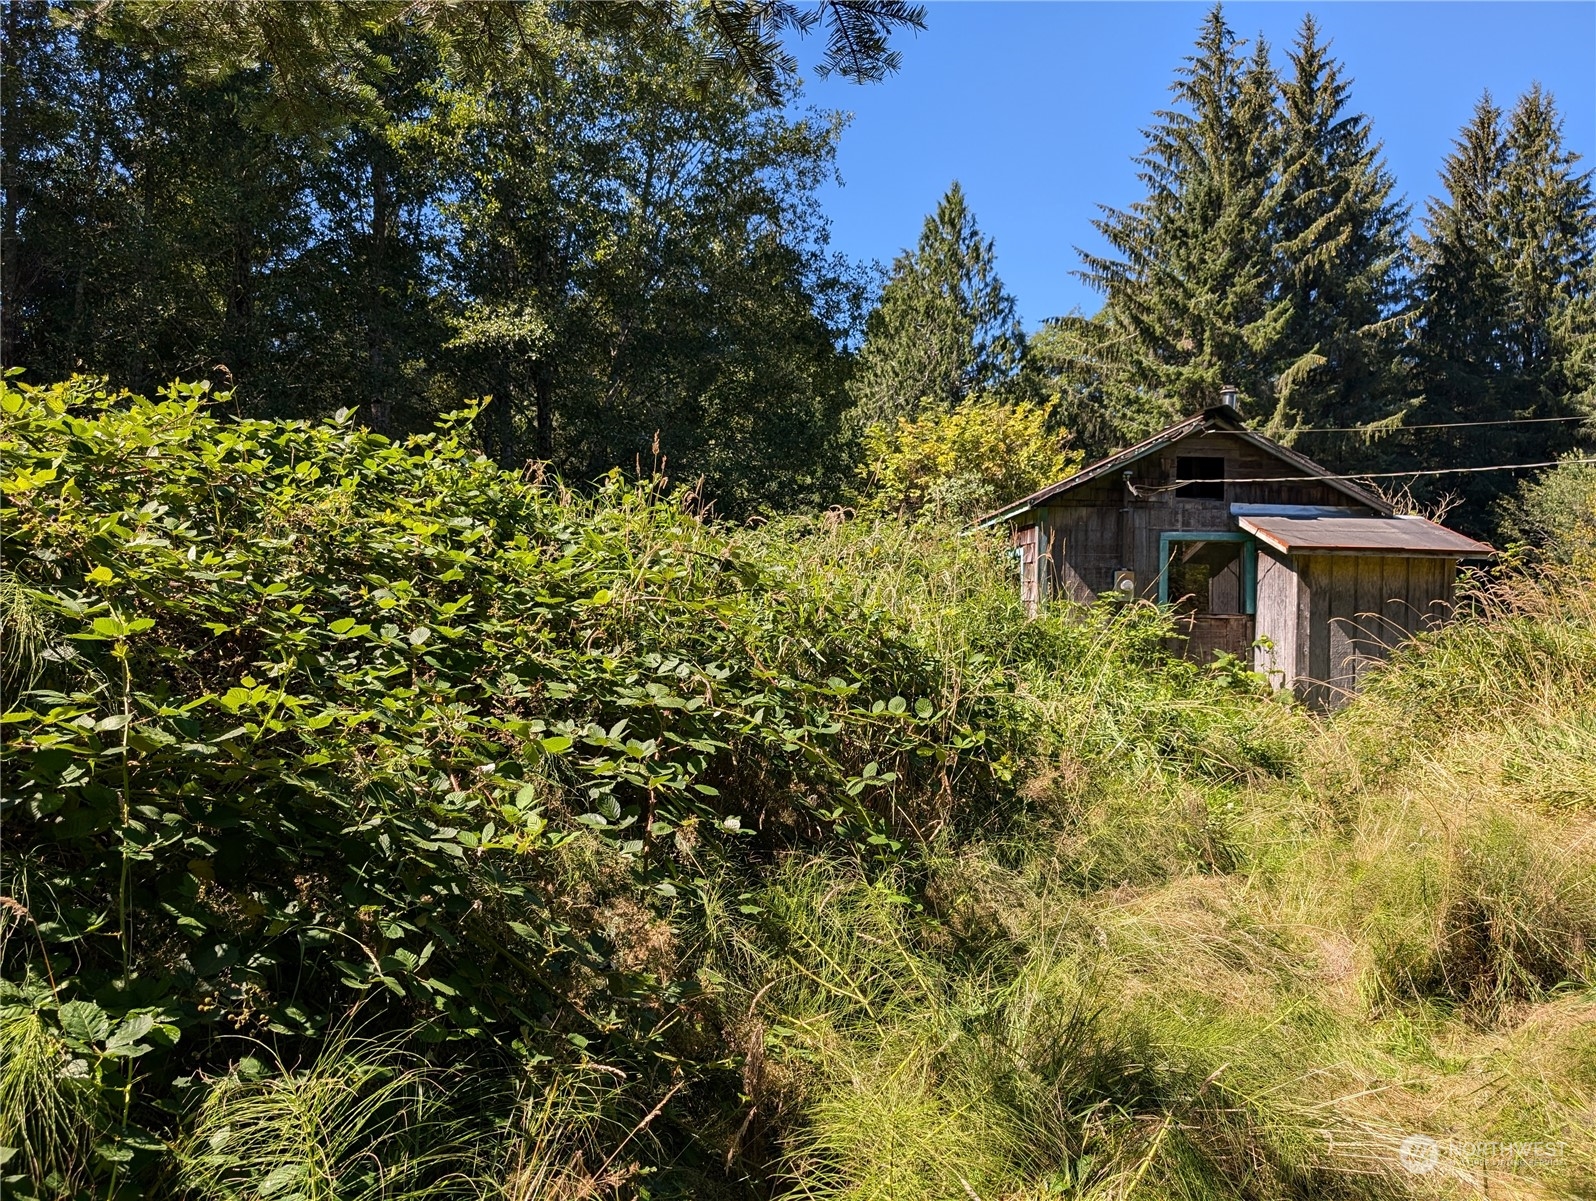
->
1220 384 1239 409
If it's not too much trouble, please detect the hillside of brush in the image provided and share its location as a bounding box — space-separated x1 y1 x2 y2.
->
2 378 1594 1201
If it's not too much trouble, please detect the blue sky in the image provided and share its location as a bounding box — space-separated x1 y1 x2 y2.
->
787 2 1596 329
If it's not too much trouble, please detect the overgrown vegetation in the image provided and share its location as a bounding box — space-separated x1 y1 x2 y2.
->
4 377 1593 1198
855 394 1080 520
9 3 1593 532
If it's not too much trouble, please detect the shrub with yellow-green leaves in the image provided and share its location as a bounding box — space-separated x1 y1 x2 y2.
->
856 394 1081 519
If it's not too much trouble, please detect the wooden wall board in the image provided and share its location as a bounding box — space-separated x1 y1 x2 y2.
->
1379 555 1412 648
1283 553 1461 709
1253 548 1298 690
1174 614 1256 661
1015 524 1040 614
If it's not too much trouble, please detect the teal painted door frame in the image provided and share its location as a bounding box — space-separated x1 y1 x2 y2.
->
1157 531 1257 615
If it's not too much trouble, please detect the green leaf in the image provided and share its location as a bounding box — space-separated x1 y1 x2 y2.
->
58 1000 111 1045
106 1014 156 1046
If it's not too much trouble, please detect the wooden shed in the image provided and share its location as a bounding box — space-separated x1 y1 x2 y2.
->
979 404 1493 708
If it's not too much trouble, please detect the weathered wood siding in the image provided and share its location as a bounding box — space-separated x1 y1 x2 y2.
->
1007 423 1469 700
1253 548 1299 691
1254 552 1457 709
1016 523 1041 615
1030 431 1369 604
1174 613 1256 661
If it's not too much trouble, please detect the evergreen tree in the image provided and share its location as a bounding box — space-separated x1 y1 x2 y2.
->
1268 14 1408 433
849 181 1026 424
1075 5 1282 429
1498 86 1596 380
1411 95 1512 428
1412 86 1596 523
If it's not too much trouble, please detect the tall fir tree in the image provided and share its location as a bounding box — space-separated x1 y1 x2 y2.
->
1268 14 1408 434
848 181 1025 424
1498 86 1596 381
1074 5 1283 429
1412 86 1596 524
1411 95 1512 428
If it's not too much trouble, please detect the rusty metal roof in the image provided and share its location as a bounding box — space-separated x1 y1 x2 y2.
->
975 406 1392 527
1236 513 1495 557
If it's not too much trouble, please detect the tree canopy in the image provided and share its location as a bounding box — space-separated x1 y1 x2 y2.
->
1 0 870 516
76 0 930 122
1407 85 1596 515
848 182 1027 426
1043 3 1594 535
1074 6 1283 427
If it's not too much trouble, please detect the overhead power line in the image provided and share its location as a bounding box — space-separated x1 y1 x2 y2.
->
1289 415 1592 434
1214 457 1596 487
1126 456 1596 498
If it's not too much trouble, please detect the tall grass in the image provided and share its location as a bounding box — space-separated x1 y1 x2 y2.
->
0 1003 105 1195
172 1030 484 1201
679 547 1596 1200
8 480 1595 1198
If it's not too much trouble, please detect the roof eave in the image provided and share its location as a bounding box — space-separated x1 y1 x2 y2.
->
973 407 1398 529
970 409 1222 527
1236 515 1496 557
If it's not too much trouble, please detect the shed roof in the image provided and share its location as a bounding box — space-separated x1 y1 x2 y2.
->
976 406 1392 527
1236 513 1495 557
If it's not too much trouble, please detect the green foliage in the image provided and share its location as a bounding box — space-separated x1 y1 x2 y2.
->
848 182 1028 426
0 981 179 1196
0 375 1013 1192
412 22 862 512
1267 13 1409 434
693 573 1596 1200
79 0 928 120
5 372 1596 1196
855 394 1081 519
9 2 1596 1194
1407 85 1596 524
1502 455 1596 571
1073 5 1285 428
1067 5 1410 437
1 5 863 518
172 1031 483 1201
1055 5 1593 545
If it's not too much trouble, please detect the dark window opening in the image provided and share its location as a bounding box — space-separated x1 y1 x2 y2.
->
1176 455 1225 499
1166 539 1245 614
